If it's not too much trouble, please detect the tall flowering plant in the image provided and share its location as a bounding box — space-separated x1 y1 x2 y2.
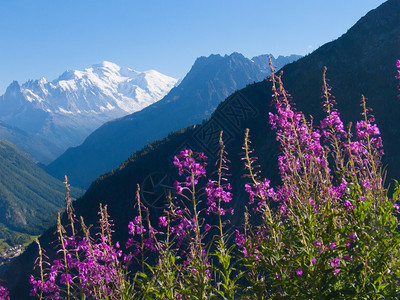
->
146 135 239 299
29 178 131 300
239 59 400 298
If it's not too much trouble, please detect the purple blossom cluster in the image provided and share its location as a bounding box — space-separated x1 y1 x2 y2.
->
173 149 207 186
234 229 262 260
320 111 346 140
244 179 276 209
171 150 210 233
205 180 233 215
0 286 10 300
30 206 127 299
352 114 384 156
126 215 152 255
31 238 124 298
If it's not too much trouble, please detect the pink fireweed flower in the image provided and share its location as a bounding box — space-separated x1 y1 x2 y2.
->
185 176 198 186
158 216 168 227
355 121 380 139
362 179 371 189
328 178 347 200
0 286 10 300
60 273 73 286
314 240 322 248
253 249 260 261
199 152 207 159
320 110 346 139
344 200 355 210
330 257 340 267
234 230 245 248
296 268 303 276
173 156 182 170
174 180 183 193
128 218 146 236
279 204 287 216
205 178 233 215
244 179 275 206
179 149 190 158
311 256 317 265
328 242 337 249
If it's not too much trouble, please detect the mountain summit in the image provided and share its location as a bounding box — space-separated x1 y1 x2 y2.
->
0 62 178 163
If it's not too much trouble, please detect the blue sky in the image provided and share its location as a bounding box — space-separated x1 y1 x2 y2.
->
0 0 387 94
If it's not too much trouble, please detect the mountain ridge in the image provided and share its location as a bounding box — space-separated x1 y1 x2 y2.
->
46 53 301 188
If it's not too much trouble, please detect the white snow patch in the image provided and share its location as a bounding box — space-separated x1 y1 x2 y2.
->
106 102 115 110
58 107 74 114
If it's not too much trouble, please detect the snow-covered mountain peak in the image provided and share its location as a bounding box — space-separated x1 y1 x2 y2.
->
31 61 179 113
0 62 178 152
92 61 121 72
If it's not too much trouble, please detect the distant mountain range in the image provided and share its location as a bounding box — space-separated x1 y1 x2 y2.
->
4 0 400 298
0 138 84 251
46 53 301 188
0 62 178 163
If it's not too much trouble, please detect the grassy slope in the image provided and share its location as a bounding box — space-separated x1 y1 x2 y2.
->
0 138 84 249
